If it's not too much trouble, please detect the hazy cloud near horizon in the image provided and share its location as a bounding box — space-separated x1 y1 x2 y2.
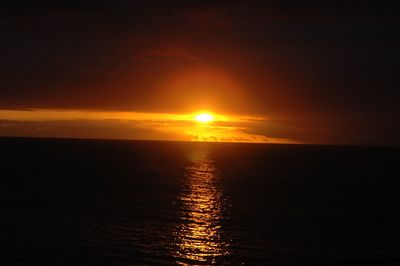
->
0 118 293 144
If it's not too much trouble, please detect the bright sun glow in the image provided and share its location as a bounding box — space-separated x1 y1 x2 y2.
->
195 113 214 123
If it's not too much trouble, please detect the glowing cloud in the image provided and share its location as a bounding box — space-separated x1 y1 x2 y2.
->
0 109 298 144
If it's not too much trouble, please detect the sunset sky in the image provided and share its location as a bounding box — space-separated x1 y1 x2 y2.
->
1 1 399 144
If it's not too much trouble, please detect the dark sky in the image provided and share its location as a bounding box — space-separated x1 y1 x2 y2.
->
1 0 399 144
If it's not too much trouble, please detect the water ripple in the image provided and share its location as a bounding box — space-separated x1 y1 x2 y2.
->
172 148 230 264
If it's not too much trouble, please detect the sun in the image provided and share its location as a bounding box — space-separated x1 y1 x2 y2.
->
194 112 214 123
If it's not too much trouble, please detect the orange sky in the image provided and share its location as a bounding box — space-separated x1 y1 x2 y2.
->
0 66 303 144
1 1 399 145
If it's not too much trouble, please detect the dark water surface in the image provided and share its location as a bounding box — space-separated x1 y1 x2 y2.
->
1 138 399 265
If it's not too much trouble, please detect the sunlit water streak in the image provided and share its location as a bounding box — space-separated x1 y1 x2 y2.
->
172 148 230 265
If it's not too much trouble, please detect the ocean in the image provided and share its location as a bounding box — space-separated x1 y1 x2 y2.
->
1 137 399 265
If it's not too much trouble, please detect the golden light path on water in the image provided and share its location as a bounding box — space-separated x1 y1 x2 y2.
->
173 148 229 265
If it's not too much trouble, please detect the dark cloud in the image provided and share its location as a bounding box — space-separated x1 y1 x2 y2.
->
135 47 201 62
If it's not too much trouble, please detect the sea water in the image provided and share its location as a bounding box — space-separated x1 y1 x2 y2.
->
1 138 399 265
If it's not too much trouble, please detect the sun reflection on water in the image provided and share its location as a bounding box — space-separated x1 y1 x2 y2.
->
173 148 229 264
